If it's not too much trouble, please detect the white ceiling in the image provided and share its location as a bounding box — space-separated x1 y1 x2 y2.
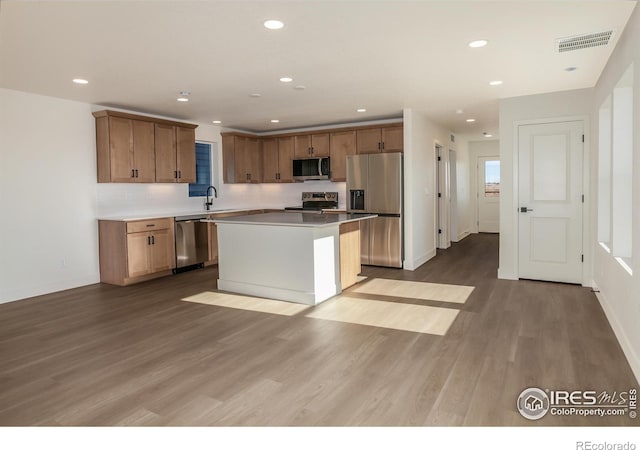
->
0 1 636 137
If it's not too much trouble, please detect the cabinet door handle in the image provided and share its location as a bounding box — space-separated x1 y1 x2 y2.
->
131 169 135 178
174 170 178 179
178 170 181 179
382 142 385 150
135 169 139 178
147 236 151 245
151 235 155 245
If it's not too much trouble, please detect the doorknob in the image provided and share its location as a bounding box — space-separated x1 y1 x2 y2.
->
520 207 534 213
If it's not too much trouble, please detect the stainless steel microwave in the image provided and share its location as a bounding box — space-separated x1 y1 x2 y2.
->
292 157 330 181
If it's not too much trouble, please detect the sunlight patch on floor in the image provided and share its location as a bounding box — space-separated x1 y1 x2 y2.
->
305 296 459 335
351 278 474 304
182 291 310 316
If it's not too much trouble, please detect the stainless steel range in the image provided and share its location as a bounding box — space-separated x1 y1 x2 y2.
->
284 192 338 212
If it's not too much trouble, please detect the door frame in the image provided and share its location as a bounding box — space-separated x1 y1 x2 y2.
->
435 144 451 249
512 115 591 286
476 155 501 233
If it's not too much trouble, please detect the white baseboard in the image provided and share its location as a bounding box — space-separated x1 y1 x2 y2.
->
497 268 518 280
0 275 100 304
454 231 471 242
218 279 335 305
405 248 437 271
593 281 640 385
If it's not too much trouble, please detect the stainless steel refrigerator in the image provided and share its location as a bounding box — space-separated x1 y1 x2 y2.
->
346 153 403 268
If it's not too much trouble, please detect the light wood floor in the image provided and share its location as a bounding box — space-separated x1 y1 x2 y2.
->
0 234 637 426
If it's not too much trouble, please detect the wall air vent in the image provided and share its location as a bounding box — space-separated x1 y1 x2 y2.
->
556 30 614 52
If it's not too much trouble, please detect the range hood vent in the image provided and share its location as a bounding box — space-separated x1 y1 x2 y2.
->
556 30 614 52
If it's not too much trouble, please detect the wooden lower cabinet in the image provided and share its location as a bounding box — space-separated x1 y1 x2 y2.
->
339 221 361 290
99 218 175 286
207 222 218 265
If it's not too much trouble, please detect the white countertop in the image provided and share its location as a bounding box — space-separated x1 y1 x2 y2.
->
204 212 377 228
97 208 272 222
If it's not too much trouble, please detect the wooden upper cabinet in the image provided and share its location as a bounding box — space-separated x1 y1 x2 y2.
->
225 135 262 184
262 137 294 183
381 126 404 153
221 124 401 184
356 128 383 154
310 133 330 156
330 130 357 181
356 125 404 153
246 137 262 183
293 133 330 158
232 136 248 183
95 115 155 183
132 120 156 182
176 127 196 182
277 136 294 182
293 134 312 158
262 138 279 183
107 116 134 182
93 110 197 183
154 124 177 182
155 125 196 183
222 134 236 183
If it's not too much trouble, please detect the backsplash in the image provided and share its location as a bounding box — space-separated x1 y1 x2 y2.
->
96 181 347 218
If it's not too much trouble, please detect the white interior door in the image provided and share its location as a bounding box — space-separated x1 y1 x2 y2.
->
477 157 500 232
518 121 583 283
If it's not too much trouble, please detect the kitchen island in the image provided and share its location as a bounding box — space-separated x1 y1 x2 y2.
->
204 212 376 305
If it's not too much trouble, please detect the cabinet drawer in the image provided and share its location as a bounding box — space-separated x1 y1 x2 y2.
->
126 218 172 233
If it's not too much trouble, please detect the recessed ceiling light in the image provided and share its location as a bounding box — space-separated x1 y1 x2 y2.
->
484 133 493 138
356 108 367 113
271 119 280 123
249 93 262 98
565 66 578 72
456 109 464 114
279 77 293 83
177 97 189 102
466 118 476 123
264 19 284 30
489 80 503 86
294 85 306 90
212 120 222 124
72 78 88 84
468 40 488 48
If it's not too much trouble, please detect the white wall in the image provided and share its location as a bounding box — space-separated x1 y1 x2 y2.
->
403 108 456 270
498 88 592 280
468 139 500 234
452 139 472 242
591 4 640 383
0 88 100 303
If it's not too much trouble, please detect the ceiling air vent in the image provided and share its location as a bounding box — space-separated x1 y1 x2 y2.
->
556 30 614 52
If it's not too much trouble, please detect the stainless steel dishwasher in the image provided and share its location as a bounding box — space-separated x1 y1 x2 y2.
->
174 215 209 272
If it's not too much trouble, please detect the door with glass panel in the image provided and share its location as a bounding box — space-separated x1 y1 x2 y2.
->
477 157 500 233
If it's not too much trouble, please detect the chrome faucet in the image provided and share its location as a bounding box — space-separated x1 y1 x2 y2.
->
205 185 218 211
